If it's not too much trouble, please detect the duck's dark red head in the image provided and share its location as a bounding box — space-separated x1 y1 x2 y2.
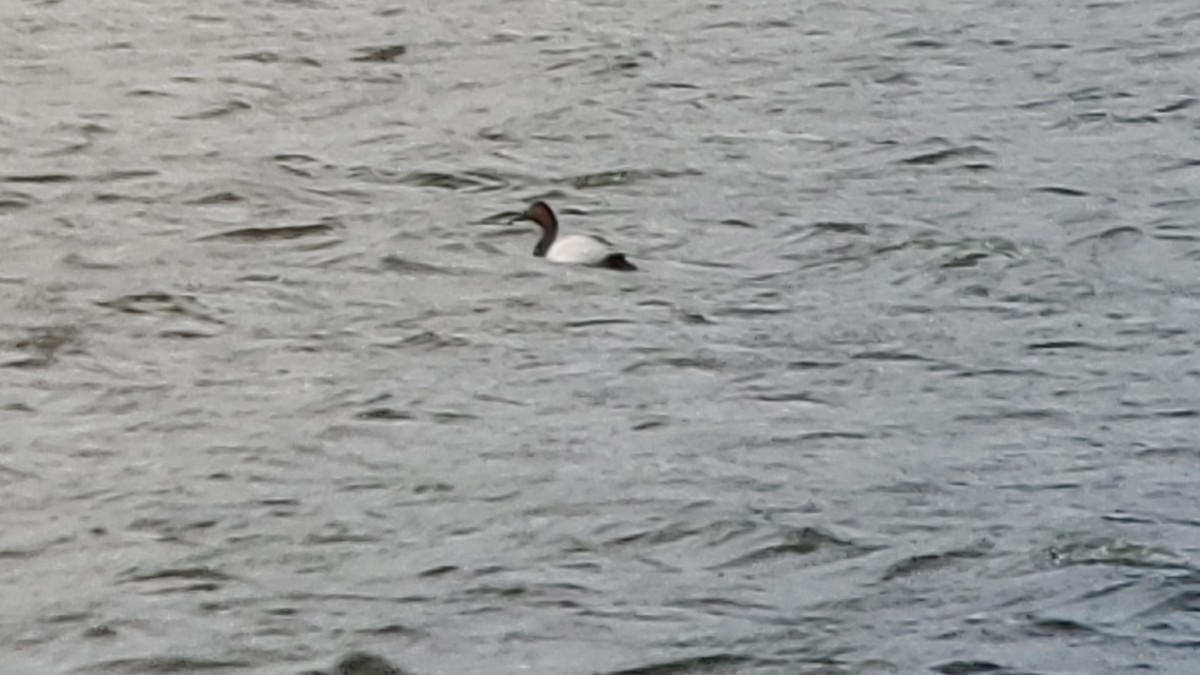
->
512 201 559 257
513 201 558 232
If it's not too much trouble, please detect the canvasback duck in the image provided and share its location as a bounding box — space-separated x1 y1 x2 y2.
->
512 201 637 271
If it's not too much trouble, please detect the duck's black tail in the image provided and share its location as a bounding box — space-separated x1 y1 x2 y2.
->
601 253 638 271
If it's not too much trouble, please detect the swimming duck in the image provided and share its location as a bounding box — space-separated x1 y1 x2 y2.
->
512 201 637 271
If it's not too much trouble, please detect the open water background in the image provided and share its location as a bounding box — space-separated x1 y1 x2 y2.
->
3 1 1200 673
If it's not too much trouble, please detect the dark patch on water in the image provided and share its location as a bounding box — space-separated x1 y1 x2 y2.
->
351 45 408 63
199 221 338 241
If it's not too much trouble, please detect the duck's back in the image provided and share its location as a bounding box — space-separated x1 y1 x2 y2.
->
545 234 613 265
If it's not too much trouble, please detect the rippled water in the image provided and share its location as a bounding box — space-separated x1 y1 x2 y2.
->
4 1 1200 673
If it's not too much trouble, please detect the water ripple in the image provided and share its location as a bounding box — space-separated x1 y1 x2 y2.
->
4 0 1200 673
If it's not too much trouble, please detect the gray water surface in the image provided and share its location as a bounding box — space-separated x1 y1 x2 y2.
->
3 1 1200 674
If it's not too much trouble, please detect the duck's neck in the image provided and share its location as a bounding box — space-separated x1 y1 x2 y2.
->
532 215 558 257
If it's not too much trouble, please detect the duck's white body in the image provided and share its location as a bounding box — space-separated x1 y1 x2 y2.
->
544 234 616 265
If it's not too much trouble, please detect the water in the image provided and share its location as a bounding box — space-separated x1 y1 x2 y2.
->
3 0 1199 673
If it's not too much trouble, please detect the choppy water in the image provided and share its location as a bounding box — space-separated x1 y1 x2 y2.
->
4 1 1200 673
